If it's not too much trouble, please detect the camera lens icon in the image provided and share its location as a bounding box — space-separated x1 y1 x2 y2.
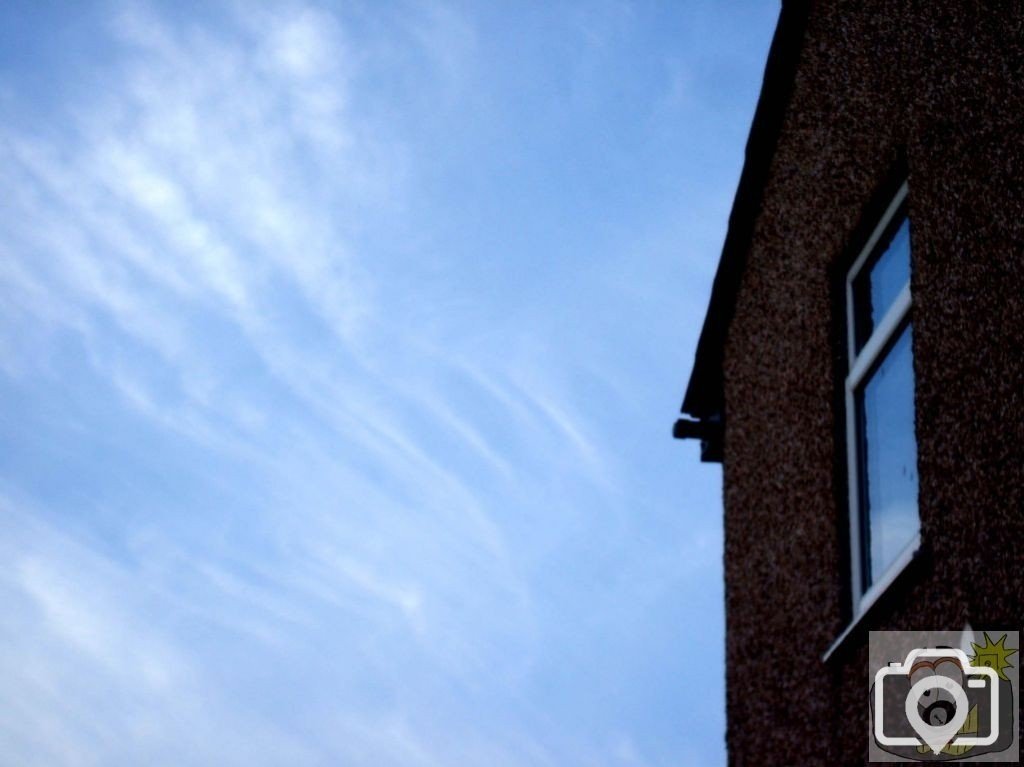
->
874 648 1001 755
905 672 970 753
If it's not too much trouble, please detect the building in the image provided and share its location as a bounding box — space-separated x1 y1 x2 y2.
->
674 2 1024 764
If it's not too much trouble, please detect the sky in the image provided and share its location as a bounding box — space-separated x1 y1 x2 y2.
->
0 2 776 765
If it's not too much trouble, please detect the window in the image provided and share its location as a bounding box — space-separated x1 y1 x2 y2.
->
845 182 919 614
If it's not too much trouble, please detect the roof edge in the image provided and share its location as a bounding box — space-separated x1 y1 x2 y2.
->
681 0 812 419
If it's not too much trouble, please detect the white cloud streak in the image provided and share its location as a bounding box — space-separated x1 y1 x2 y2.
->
0 0 736 763
0 2 632 763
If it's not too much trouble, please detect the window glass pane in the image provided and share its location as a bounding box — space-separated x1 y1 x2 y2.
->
853 216 911 350
857 323 919 584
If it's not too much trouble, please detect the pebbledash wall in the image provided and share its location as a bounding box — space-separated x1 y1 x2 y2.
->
676 1 1024 764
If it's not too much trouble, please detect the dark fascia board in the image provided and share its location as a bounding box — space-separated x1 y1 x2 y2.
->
680 0 812 421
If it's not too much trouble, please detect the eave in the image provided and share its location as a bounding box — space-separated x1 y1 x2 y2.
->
674 0 812 462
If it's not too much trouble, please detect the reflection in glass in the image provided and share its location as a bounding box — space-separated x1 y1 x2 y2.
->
853 217 911 350
857 323 919 584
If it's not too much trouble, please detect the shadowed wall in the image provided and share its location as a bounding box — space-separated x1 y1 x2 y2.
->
717 2 1024 763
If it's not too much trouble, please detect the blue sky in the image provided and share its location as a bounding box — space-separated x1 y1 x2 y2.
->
0 2 775 764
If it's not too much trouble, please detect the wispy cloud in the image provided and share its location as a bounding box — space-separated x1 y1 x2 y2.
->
0 2 606 759
0 0 767 763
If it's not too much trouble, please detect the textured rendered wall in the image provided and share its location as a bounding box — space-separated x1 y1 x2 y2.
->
719 2 1024 764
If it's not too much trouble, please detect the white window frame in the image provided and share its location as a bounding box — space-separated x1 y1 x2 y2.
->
844 180 919 619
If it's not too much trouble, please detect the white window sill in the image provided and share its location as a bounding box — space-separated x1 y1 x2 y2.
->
822 533 922 662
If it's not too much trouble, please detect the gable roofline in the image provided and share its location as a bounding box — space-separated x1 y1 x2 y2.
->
680 1 812 424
